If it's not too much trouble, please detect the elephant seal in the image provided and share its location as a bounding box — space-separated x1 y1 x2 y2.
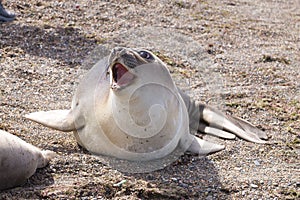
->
0 130 56 190
25 47 267 163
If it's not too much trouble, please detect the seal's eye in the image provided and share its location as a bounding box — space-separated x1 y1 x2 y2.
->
139 51 153 60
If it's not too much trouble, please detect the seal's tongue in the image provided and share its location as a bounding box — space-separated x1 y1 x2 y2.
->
113 63 135 86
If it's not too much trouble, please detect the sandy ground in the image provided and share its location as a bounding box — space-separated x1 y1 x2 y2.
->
0 0 299 199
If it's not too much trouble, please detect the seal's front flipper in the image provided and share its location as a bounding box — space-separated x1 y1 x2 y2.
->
25 110 77 132
187 136 225 155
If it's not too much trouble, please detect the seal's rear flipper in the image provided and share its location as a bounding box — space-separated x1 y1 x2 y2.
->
201 106 266 144
38 150 57 168
229 115 268 140
25 110 77 132
187 136 225 155
178 89 267 144
198 122 236 139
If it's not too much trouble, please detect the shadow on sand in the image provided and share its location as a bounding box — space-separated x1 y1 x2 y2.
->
0 22 100 66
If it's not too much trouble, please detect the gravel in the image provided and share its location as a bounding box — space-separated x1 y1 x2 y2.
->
0 0 299 199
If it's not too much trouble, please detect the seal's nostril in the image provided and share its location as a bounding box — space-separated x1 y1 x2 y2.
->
112 47 125 54
110 47 128 63
119 48 129 57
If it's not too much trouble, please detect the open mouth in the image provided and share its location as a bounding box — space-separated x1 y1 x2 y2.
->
111 63 135 88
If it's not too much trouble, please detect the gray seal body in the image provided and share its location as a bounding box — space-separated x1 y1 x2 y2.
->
0 130 56 190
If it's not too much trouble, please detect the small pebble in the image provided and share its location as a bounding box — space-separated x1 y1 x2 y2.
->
259 148 264 152
178 182 189 188
75 4 80 9
171 177 178 181
254 160 260 166
146 174 154 180
113 180 127 187
234 167 242 171
250 184 258 188
205 195 213 200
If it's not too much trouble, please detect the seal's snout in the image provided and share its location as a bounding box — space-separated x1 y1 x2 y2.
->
109 47 123 64
110 47 138 69
110 47 129 61
109 48 136 90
